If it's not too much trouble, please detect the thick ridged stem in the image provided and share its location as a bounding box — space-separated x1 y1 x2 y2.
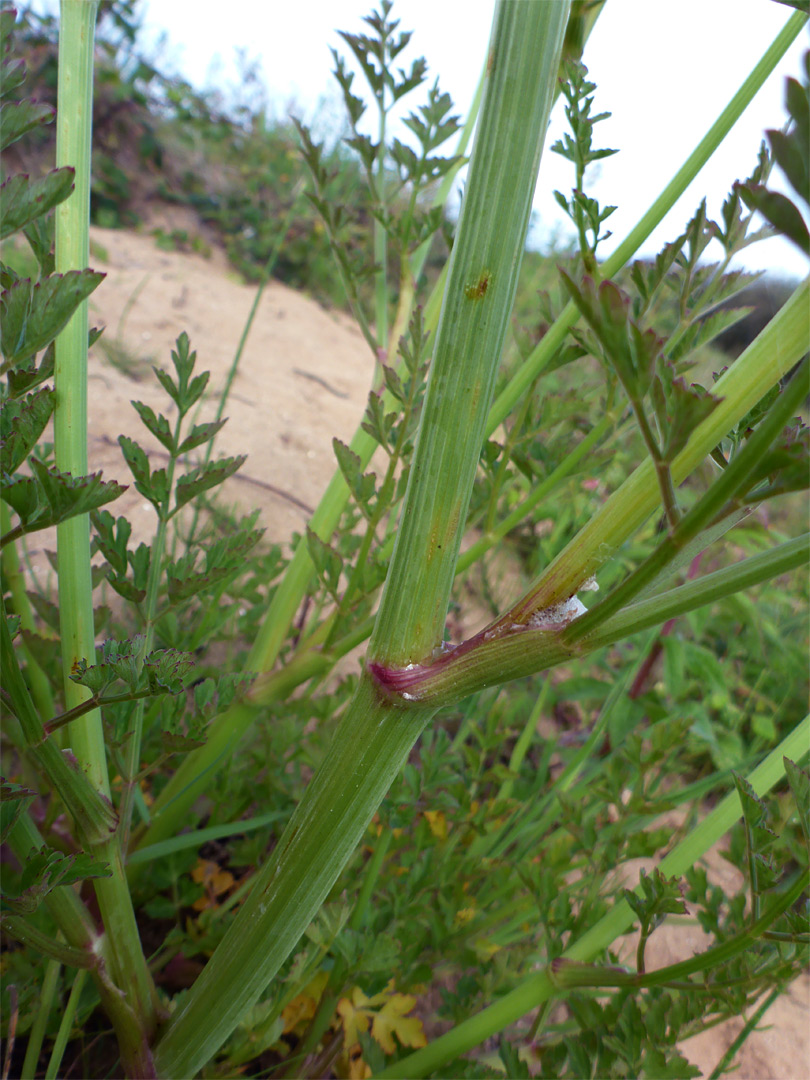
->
134 9 806 852
153 5 571 1075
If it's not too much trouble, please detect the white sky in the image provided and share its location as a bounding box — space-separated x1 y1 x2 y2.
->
133 2 809 281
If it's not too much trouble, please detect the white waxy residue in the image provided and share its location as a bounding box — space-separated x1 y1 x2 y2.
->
528 595 587 630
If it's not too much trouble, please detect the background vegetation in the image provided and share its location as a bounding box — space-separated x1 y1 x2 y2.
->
1 2 808 1078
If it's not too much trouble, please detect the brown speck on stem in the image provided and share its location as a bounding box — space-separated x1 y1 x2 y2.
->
465 269 492 301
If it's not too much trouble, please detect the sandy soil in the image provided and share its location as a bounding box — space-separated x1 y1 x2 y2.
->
84 225 375 546
37 227 810 1078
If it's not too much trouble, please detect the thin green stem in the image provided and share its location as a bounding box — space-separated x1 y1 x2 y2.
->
374 93 388 354
631 400 681 529
52 0 156 1039
565 358 809 643
485 8 807 433
0 917 97 969
498 680 550 802
42 687 161 736
351 826 393 932
484 385 534 535
44 967 87 1080
707 987 783 1080
552 870 807 989
54 0 105 791
119 406 182 845
20 957 61 1080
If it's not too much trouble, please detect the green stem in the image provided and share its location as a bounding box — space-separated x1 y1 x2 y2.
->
483 386 534 535
369 2 569 665
154 684 436 1078
631 400 681 529
707 987 782 1080
43 687 161 736
1 916 97 969
351 826 393 931
136 5 806 860
585 533 809 648
370 530 809 708
153 7 571 1074
52 0 156 1039
20 956 60 1080
497 680 550 802
44 967 87 1080
551 870 808 988
374 97 388 354
119 407 182 845
54 0 105 790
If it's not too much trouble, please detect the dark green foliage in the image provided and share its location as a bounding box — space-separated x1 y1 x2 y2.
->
165 523 264 604
306 526 344 601
2 847 110 915
0 98 54 148
333 437 377 517
0 269 105 366
0 779 36 844
1 460 126 542
68 635 195 697
736 51 810 255
0 384 53 473
0 168 74 237
92 510 150 603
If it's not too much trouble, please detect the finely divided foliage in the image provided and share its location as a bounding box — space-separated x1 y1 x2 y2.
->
1 2 808 1078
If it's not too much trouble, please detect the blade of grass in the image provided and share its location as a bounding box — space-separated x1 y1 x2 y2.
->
127 811 285 865
43 968 86 1080
20 957 61 1080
